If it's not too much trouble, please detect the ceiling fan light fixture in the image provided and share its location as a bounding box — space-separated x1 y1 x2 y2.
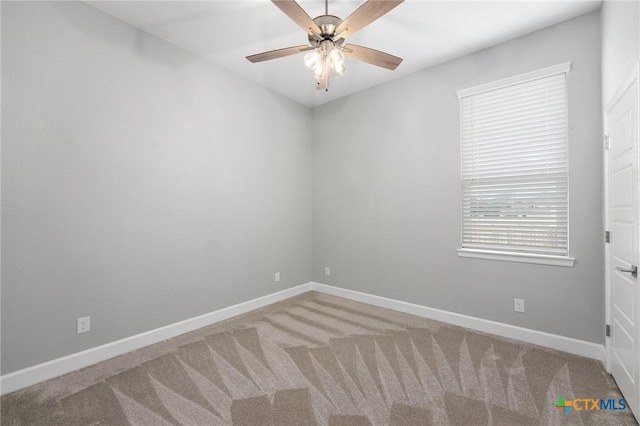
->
304 41 346 89
333 62 346 75
329 47 344 66
304 50 321 70
313 61 326 77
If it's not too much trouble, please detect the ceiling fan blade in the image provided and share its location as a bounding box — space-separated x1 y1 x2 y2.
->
246 45 312 63
272 0 322 35
335 0 403 39
343 44 402 70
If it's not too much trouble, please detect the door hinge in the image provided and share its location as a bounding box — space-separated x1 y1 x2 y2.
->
606 324 611 337
605 231 611 243
604 135 610 150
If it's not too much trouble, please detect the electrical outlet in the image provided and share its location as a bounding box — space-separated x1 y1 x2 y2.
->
325 267 331 276
77 316 90 334
514 299 525 313
275 272 280 282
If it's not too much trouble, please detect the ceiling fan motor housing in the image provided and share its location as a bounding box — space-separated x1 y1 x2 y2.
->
309 15 343 46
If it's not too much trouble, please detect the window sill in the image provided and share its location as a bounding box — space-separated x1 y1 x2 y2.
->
457 248 575 267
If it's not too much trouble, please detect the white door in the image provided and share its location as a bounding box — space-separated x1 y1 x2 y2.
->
607 66 639 420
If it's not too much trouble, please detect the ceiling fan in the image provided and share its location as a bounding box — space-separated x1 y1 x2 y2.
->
246 0 404 91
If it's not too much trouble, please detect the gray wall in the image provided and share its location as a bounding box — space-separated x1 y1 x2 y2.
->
1 2 609 376
312 11 604 343
1 2 312 374
601 0 639 107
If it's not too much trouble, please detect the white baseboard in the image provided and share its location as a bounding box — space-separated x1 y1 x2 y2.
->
310 282 606 362
2 281 606 395
0 282 313 396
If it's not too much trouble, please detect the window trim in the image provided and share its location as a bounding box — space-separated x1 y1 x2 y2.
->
457 248 575 267
457 62 574 267
456 62 572 99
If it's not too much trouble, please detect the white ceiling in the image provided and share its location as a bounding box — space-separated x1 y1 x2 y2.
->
87 0 601 107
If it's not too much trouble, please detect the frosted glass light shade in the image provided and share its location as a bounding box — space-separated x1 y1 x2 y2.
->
329 48 345 66
333 63 346 75
313 62 325 77
304 50 321 70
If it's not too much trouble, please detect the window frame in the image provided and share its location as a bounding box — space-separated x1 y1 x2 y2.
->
456 62 575 267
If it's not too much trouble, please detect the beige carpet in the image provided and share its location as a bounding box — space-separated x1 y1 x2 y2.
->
1 291 637 425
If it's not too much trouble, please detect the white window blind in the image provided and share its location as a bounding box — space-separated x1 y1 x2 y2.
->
459 63 570 256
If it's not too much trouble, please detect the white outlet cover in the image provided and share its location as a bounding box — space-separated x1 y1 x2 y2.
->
275 272 280 282
514 299 525 313
325 267 331 276
77 316 90 334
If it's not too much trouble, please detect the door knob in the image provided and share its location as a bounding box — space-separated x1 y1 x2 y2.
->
616 265 637 278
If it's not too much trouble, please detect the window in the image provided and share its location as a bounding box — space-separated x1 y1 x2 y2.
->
457 63 574 267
